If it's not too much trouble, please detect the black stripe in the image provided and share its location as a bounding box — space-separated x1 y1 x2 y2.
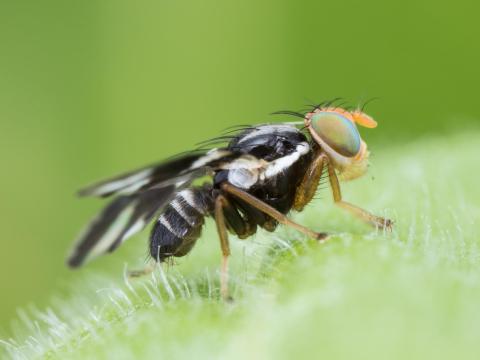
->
191 187 215 214
67 196 133 268
78 153 204 198
150 220 183 261
67 186 176 268
162 206 192 239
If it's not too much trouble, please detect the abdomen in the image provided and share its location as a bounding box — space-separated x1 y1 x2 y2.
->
150 185 214 261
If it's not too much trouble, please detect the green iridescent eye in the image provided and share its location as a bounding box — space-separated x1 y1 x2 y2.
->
310 112 361 157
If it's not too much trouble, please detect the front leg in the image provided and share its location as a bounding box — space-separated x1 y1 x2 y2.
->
294 150 328 211
327 161 393 230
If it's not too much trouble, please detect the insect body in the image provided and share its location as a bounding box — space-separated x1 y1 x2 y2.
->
68 103 392 300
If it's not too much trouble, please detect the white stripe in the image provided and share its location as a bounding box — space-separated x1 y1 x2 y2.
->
228 168 259 189
89 169 153 196
159 215 186 238
237 125 299 144
119 178 151 194
121 218 147 242
86 204 136 259
190 149 231 169
171 199 196 226
220 155 266 170
262 142 310 179
178 189 205 214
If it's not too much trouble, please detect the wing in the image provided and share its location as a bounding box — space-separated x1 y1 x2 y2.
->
78 149 232 198
68 148 265 267
67 186 176 267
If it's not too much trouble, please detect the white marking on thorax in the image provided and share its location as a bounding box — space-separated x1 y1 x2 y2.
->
228 168 259 189
261 142 310 180
220 155 265 170
237 125 299 144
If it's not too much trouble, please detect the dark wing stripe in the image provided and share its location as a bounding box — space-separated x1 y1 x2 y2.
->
77 152 205 198
67 186 176 268
68 196 135 267
106 186 178 252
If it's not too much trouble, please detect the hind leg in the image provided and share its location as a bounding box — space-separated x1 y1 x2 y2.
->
214 195 234 301
216 195 261 301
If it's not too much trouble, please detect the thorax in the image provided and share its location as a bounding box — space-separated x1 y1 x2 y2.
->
213 125 312 211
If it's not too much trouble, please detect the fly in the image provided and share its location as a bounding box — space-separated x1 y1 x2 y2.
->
68 100 392 301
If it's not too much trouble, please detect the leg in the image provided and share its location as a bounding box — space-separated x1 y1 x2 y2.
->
221 196 256 239
294 151 327 211
327 161 393 229
221 183 328 241
214 195 233 301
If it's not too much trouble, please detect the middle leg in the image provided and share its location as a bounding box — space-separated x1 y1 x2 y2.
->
221 183 328 241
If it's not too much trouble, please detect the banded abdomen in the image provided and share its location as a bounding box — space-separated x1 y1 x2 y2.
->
150 185 215 261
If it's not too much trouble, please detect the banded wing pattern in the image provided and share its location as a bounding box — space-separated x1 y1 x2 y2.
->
68 187 175 267
77 150 231 198
68 149 264 267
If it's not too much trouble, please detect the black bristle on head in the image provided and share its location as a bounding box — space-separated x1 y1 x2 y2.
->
270 110 305 119
222 124 253 132
323 97 343 108
360 97 380 112
222 126 256 135
334 101 348 108
313 100 327 109
195 135 236 147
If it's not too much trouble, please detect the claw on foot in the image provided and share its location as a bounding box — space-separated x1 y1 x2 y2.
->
376 217 394 232
223 295 235 303
315 232 329 242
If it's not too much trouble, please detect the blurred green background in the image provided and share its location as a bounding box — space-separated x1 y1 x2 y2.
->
0 0 479 328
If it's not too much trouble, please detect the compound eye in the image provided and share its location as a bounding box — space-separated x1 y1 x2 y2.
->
310 112 361 157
